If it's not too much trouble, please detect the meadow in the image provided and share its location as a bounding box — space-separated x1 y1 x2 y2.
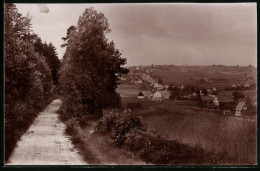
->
117 81 257 164
135 100 256 164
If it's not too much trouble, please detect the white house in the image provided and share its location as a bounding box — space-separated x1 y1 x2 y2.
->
244 83 250 88
120 77 127 81
153 91 171 100
134 80 143 85
200 90 204 96
213 96 219 106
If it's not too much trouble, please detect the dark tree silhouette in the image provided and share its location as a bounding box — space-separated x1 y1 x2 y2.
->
59 7 129 117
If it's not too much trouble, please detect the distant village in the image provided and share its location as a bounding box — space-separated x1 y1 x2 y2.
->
119 65 257 117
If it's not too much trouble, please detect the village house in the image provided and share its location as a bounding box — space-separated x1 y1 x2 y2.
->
137 91 153 99
235 101 247 116
134 80 143 85
120 77 127 81
192 92 197 97
199 90 204 96
213 87 217 91
138 92 144 99
244 83 250 88
154 84 164 90
223 110 231 115
153 91 171 101
201 95 219 108
164 85 169 90
209 95 219 106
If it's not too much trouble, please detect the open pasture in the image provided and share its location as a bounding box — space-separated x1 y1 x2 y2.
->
125 99 257 164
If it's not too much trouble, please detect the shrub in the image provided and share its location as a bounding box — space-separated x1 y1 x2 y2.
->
96 109 121 133
65 118 80 134
79 115 89 127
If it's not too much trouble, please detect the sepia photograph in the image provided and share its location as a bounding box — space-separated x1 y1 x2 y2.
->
4 2 257 165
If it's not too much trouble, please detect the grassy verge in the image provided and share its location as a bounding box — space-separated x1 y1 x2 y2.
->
5 96 56 162
60 115 145 164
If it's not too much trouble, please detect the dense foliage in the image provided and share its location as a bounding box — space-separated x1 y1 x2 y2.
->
4 3 59 160
33 39 61 85
59 8 129 118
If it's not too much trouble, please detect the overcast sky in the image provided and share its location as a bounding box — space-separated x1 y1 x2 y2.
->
15 3 257 66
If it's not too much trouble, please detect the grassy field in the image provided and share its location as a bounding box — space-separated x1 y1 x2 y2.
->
116 65 257 164
116 82 257 164
121 98 257 164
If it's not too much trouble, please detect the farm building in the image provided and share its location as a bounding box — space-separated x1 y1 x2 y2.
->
138 92 144 99
235 101 247 116
199 90 204 96
223 110 231 115
154 84 164 90
213 87 217 91
120 77 127 81
201 95 219 108
134 80 143 85
137 91 153 99
244 83 250 88
153 91 171 100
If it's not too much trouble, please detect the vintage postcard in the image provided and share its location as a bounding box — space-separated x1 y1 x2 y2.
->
4 3 257 165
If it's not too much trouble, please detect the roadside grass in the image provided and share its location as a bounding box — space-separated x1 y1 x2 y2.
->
126 99 257 164
5 97 56 162
63 119 145 164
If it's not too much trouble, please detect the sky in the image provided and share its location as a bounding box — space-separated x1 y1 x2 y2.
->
15 3 257 66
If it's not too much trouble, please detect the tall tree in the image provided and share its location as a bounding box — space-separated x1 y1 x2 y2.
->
59 7 129 116
4 3 54 160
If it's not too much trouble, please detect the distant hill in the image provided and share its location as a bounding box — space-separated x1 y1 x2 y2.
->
123 65 256 90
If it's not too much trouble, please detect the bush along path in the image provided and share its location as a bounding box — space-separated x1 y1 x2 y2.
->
6 99 87 165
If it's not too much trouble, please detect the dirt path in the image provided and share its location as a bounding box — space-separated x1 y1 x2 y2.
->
6 99 87 165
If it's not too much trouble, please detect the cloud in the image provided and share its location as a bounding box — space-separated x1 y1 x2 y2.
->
38 4 49 13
